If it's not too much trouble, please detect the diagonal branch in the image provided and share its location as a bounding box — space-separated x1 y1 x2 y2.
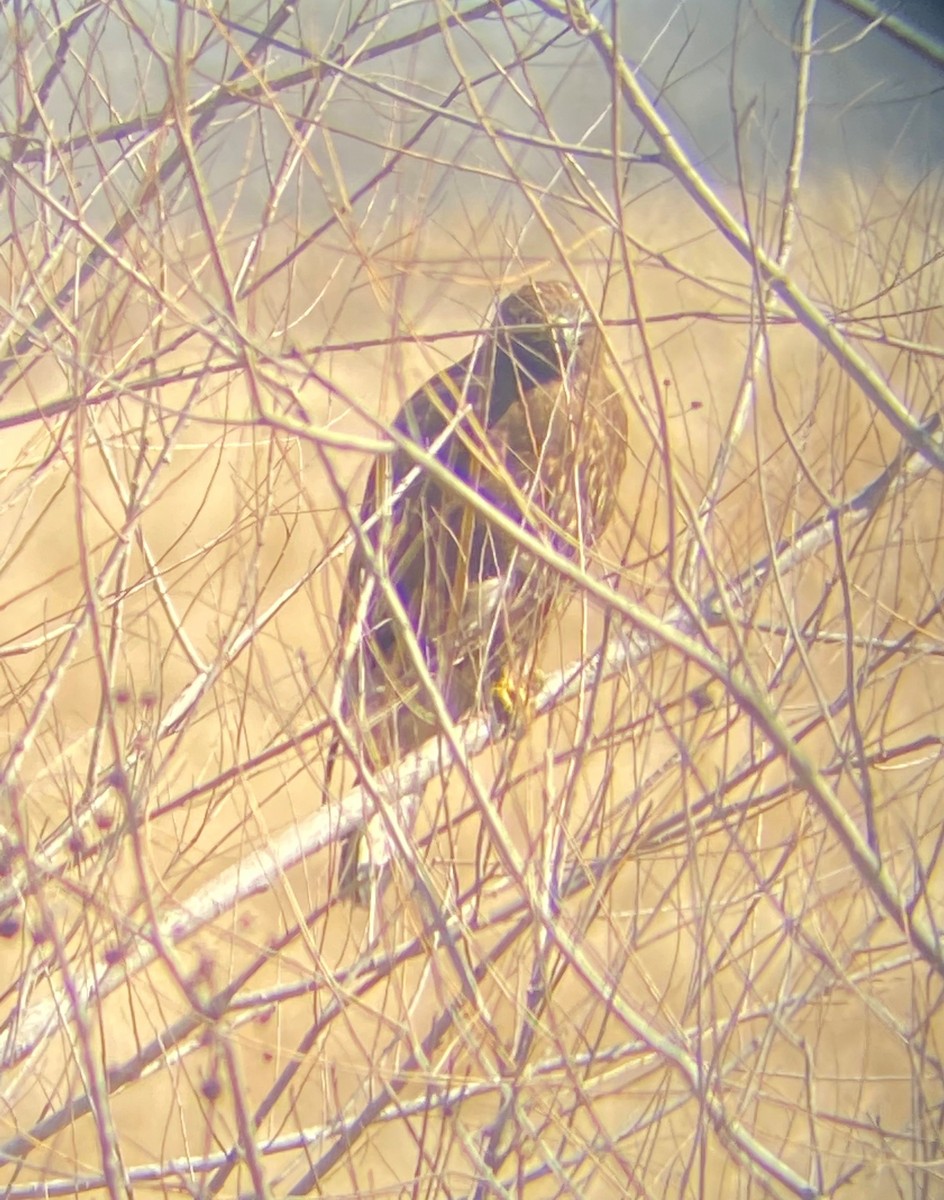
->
2 407 940 1079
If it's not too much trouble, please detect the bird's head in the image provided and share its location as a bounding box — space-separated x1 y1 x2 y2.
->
496 281 590 384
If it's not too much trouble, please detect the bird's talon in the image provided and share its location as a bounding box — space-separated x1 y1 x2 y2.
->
492 668 537 731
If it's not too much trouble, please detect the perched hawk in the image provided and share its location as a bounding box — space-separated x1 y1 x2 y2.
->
328 280 627 900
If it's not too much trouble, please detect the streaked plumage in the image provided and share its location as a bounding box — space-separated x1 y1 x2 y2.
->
328 280 627 899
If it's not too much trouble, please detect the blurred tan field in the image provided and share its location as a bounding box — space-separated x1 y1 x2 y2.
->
0 4 942 1198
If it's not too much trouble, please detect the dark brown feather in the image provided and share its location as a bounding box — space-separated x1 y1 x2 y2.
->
328 280 627 896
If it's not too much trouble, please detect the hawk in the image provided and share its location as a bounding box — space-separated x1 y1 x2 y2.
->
327 280 627 900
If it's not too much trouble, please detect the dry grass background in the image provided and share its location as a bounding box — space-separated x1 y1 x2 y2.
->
0 2 942 1197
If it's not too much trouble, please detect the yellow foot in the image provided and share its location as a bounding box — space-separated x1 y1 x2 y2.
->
491 666 542 732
